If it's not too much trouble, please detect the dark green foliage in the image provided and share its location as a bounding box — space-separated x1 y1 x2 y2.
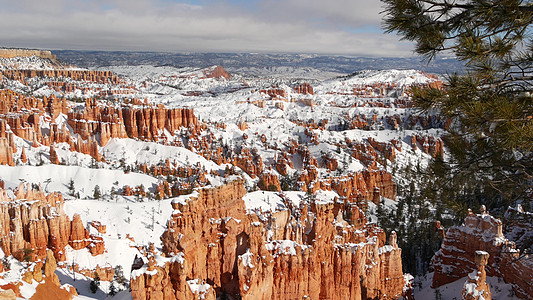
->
108 282 117 297
113 265 128 287
90 271 100 293
93 185 101 200
21 248 34 262
280 173 299 191
267 184 278 192
382 0 533 206
376 158 489 275
68 178 75 197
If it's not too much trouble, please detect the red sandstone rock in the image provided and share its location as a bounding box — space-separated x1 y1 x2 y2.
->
0 185 105 262
293 83 314 95
432 208 532 298
131 178 405 300
49 145 59 164
0 138 14 166
257 171 281 191
237 120 249 131
90 221 107 234
20 147 28 163
68 101 198 145
260 88 287 99
0 69 120 85
203 66 231 80
321 152 338 171
462 251 492 300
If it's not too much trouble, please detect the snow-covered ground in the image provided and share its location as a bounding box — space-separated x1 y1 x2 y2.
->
0 57 461 299
411 272 520 300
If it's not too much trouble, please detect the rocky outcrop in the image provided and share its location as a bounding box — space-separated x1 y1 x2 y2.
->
257 171 281 191
68 99 198 145
302 170 397 205
231 147 264 178
462 251 492 300
22 250 78 300
203 66 231 80
0 49 56 60
503 204 533 253
131 178 405 300
414 134 443 157
432 207 533 298
0 137 14 166
49 145 59 164
294 83 314 95
0 184 105 261
260 88 287 99
0 69 120 84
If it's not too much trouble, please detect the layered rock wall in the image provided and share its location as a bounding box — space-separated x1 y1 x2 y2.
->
131 178 405 300
0 69 119 84
432 209 533 298
68 99 198 145
0 184 104 262
0 49 56 60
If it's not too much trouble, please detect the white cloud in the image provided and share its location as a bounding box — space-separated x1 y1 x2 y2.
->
0 0 413 56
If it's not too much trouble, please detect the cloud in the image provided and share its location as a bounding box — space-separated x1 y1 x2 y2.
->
0 0 413 56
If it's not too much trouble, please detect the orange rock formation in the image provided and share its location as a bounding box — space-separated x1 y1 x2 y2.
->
462 251 492 300
130 178 405 300
432 207 532 298
0 184 105 261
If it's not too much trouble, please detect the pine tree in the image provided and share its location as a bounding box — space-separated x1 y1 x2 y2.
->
68 179 75 197
382 0 533 208
93 185 101 200
109 282 117 297
90 271 100 293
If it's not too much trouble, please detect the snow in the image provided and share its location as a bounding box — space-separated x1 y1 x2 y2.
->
102 138 223 172
0 55 80 71
378 245 395 255
239 249 255 268
0 164 159 199
243 191 287 213
266 240 309 256
62 198 174 277
187 279 212 299
314 190 339 204
0 57 459 299
412 272 520 300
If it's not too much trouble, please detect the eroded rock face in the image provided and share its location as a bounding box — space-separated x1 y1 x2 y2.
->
257 171 281 191
0 186 99 299
67 99 198 145
203 65 231 80
0 137 14 166
0 49 57 60
432 208 533 298
131 178 405 300
294 83 314 95
0 88 201 164
462 251 492 300
0 69 120 84
0 184 104 261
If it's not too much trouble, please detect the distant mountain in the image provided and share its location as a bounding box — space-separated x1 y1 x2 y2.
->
54 51 463 76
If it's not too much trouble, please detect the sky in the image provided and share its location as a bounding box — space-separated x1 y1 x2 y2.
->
0 0 414 57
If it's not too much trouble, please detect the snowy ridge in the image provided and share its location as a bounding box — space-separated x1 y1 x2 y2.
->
0 55 79 70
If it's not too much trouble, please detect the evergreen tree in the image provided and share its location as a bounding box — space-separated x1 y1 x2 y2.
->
68 179 75 197
113 265 128 287
90 271 100 293
109 282 117 297
93 185 101 200
382 0 533 208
